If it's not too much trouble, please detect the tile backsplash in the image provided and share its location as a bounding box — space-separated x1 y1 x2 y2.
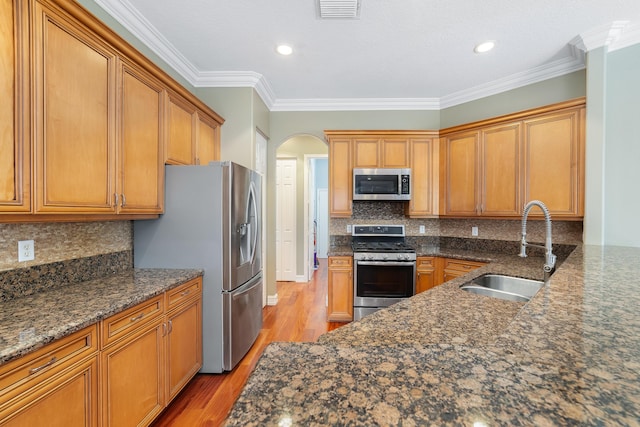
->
0 221 132 272
330 201 583 245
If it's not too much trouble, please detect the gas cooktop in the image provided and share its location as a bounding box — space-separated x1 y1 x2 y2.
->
351 224 415 253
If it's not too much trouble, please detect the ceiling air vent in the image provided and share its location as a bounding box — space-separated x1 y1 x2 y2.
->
317 0 361 19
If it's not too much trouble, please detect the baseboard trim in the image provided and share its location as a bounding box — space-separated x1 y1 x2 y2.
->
267 293 278 306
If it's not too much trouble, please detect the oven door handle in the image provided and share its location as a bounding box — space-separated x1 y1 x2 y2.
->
356 261 416 267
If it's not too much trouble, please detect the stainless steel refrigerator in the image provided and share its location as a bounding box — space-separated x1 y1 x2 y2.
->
133 162 263 373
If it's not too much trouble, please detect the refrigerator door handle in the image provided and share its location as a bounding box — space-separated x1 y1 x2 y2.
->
248 183 258 264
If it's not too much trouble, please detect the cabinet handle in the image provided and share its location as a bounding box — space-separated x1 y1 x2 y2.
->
114 193 119 207
121 193 126 207
180 289 191 297
29 357 57 375
168 320 173 334
130 313 144 322
162 323 167 336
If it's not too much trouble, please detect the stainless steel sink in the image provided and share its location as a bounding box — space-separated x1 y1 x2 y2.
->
460 274 544 302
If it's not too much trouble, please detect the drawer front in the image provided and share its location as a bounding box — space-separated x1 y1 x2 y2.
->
329 257 352 268
101 295 164 348
167 278 202 310
444 259 485 272
416 257 435 270
0 325 97 401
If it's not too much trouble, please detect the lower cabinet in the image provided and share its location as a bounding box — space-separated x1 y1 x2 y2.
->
415 257 437 294
441 258 486 283
327 256 353 322
0 277 202 427
0 326 99 426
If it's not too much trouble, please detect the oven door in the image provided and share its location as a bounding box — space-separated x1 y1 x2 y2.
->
354 260 416 308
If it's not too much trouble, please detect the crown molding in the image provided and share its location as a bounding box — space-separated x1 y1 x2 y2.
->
270 98 440 111
93 1 634 112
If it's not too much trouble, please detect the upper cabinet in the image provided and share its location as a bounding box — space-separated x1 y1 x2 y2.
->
33 0 118 214
440 99 585 219
0 0 30 213
326 131 439 218
1 0 224 222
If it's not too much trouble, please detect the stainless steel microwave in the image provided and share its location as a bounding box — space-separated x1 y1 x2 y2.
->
353 168 411 201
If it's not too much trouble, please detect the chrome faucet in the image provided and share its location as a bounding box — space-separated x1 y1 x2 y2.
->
519 200 557 273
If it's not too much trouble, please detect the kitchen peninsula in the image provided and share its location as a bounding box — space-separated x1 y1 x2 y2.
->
225 244 640 426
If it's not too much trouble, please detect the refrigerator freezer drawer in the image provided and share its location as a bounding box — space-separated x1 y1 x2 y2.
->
222 273 263 371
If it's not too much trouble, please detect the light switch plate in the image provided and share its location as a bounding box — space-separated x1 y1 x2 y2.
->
18 240 35 262
472 226 479 237
419 225 426 234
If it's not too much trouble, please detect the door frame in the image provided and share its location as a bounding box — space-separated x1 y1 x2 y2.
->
304 154 328 282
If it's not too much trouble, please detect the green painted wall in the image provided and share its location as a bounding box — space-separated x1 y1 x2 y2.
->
440 71 586 128
604 43 640 247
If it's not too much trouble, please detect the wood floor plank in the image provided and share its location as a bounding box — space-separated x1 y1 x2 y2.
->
151 259 345 427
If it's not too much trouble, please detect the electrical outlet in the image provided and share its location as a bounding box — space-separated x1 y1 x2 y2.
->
346 224 352 233
419 225 426 234
18 240 35 262
472 226 479 237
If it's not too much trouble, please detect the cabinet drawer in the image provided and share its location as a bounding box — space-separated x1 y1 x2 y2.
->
166 278 202 310
0 325 97 400
329 257 352 268
101 295 164 348
416 257 435 270
443 259 486 272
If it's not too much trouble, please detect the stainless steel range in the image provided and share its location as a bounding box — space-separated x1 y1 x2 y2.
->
352 225 416 320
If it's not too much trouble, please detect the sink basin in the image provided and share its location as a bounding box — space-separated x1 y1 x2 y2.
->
460 274 544 302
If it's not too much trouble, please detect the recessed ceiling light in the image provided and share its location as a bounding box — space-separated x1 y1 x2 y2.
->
474 41 496 53
276 44 293 55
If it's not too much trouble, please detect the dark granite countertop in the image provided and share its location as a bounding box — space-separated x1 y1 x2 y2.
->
0 268 202 365
226 245 640 426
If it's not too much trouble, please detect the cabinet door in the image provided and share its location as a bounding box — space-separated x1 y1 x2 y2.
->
101 320 165 427
380 138 410 168
33 2 117 213
0 0 30 213
443 132 479 216
1 357 98 427
166 297 202 402
523 108 584 217
166 93 196 165
480 123 522 216
406 138 437 217
327 257 353 322
352 138 379 168
415 257 436 294
196 112 220 166
118 62 164 214
329 138 352 217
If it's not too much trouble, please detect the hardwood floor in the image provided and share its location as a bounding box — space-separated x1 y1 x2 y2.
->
151 259 344 427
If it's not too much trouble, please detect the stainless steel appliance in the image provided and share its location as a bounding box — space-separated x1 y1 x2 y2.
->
353 168 411 201
133 162 262 373
352 225 416 320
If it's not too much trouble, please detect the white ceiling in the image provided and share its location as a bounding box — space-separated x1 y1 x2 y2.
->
94 0 640 111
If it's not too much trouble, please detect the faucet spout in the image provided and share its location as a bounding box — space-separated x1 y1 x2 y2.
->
519 200 556 273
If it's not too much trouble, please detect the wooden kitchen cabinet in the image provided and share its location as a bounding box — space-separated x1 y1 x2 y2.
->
405 136 439 217
327 256 353 322
328 138 353 217
118 60 165 214
33 0 118 214
441 99 585 219
196 112 221 165
380 138 410 168
0 326 98 426
0 0 30 214
441 122 521 217
166 92 196 165
352 138 381 168
100 295 166 427
352 137 410 168
523 106 585 218
415 257 437 294
441 258 486 283
165 278 203 402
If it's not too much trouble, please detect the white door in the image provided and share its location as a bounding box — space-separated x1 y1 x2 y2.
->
316 188 328 258
276 159 296 281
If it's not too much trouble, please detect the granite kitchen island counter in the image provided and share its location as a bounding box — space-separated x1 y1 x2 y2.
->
225 245 640 426
0 268 203 365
